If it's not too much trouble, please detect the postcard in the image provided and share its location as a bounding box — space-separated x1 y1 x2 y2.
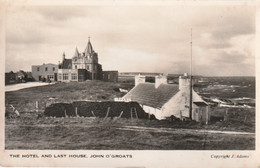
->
0 0 259 167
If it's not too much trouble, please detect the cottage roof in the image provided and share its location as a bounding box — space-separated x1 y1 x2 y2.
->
123 83 179 109
193 102 208 106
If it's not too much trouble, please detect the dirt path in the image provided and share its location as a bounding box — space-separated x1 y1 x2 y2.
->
119 126 255 136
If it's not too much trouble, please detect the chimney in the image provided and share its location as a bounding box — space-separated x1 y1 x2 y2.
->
135 74 145 86
155 75 167 88
179 73 191 90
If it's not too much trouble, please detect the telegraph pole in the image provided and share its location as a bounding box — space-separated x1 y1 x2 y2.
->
189 28 193 119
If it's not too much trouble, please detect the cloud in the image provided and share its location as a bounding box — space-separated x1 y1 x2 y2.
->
213 51 247 64
5 5 256 76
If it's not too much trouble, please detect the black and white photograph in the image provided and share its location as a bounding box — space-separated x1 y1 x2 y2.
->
1 0 259 167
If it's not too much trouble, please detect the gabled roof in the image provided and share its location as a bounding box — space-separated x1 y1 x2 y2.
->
193 102 208 106
123 83 179 109
61 59 72 69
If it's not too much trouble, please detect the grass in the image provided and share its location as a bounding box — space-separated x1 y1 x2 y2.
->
5 80 134 112
5 80 255 150
5 117 255 150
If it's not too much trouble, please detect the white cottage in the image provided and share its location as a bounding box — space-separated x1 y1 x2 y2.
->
123 74 210 124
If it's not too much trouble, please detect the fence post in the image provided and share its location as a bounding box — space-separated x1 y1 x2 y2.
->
64 109 68 118
10 105 20 117
224 108 228 121
36 101 39 113
105 107 110 118
75 107 78 117
206 106 209 125
91 111 96 117
244 114 248 123
118 111 124 118
180 110 183 121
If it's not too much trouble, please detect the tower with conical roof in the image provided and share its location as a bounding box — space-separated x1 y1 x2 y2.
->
85 37 94 55
57 37 118 82
74 47 79 57
71 37 102 79
62 52 66 61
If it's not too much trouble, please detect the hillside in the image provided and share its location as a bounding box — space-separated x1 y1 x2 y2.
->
5 81 134 113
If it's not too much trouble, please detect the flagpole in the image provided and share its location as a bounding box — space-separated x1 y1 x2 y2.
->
189 28 193 119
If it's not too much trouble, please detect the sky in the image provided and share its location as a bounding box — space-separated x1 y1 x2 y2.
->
5 4 255 76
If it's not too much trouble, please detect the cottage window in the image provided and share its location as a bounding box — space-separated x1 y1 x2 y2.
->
63 73 68 80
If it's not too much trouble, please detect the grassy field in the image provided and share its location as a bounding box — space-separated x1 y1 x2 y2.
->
5 80 134 113
5 80 255 150
5 117 255 150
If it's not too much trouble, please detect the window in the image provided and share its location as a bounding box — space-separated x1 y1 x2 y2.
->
63 73 68 80
58 74 62 80
37 67 40 71
47 75 54 79
87 65 89 70
53 67 55 71
45 67 48 71
75 65 77 69
71 73 77 80
108 74 110 80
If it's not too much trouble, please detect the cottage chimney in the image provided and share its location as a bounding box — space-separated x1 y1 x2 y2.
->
155 75 167 88
135 74 145 86
179 73 191 90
